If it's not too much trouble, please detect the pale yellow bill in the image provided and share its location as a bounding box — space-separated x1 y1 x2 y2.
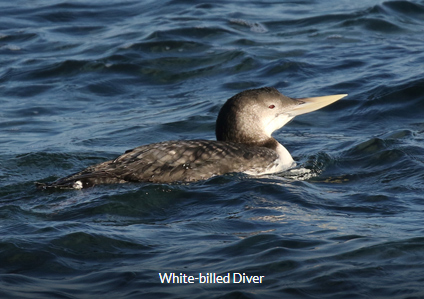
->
290 94 348 116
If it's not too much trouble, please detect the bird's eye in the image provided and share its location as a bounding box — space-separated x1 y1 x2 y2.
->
268 104 275 109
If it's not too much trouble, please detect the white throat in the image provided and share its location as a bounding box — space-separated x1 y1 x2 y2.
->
263 114 293 137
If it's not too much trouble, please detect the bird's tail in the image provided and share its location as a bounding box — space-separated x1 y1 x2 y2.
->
35 173 100 190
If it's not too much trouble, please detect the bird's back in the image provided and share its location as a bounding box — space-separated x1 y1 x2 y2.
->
38 140 280 189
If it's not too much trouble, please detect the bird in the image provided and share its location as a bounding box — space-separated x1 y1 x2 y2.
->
36 87 346 189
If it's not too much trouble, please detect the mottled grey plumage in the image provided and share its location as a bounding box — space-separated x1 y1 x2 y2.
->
37 87 346 189
40 140 279 189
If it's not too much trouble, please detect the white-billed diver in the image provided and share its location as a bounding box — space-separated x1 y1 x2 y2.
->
37 87 347 189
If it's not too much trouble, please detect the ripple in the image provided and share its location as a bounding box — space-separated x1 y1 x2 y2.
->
229 19 268 33
382 1 424 21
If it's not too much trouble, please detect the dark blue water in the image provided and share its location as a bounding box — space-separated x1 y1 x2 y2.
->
1 0 424 298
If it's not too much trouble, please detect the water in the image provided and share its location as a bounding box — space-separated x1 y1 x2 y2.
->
1 0 424 298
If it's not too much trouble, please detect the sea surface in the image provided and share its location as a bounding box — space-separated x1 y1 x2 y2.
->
1 0 424 298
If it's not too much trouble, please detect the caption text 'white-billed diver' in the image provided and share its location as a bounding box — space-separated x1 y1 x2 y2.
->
37 87 347 189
